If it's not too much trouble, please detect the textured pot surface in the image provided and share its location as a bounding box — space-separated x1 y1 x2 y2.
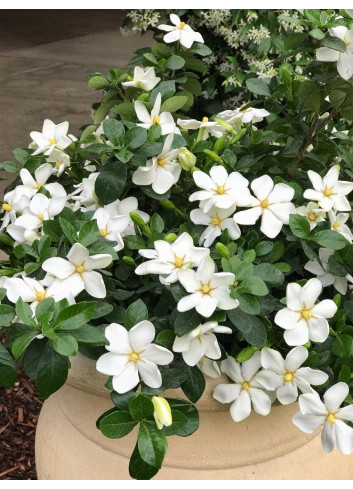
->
35 353 353 480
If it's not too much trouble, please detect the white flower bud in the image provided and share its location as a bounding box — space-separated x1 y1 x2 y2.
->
178 148 196 171
152 396 172 429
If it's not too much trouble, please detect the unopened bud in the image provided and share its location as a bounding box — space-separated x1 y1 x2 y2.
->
165 233 178 243
152 396 172 430
203 149 222 162
129 211 151 237
215 242 229 259
281 66 292 86
333 293 341 308
214 136 225 154
160 200 176 211
178 148 196 171
236 346 258 363
138 93 149 102
303 341 311 349
122 256 136 267
334 164 341 173
231 128 247 143
215 119 236 135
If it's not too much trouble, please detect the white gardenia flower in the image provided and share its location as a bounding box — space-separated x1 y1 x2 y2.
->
14 193 66 234
122 66 160 91
296 202 326 230
190 204 241 247
93 208 129 252
177 255 239 318
71 172 99 211
328 210 353 243
173 321 232 366
4 275 75 311
46 149 70 177
135 93 180 135
293 382 353 454
0 187 33 230
305 248 353 295
30 119 73 156
158 14 204 49
135 232 209 284
233 175 295 239
177 117 225 140
217 107 270 126
189 166 252 214
213 353 272 422
275 278 337 346
132 133 181 194
256 347 328 405
96 321 173 394
103 196 150 236
316 26 353 80
20 163 66 199
303 166 353 212
42 243 112 299
198 356 221 378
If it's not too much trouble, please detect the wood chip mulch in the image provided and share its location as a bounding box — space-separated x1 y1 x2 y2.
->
0 370 43 480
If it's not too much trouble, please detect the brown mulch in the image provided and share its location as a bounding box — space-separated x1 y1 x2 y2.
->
0 370 42 480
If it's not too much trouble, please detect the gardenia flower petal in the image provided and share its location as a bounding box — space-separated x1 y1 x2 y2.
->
323 382 349 413
105 323 131 354
112 362 140 394
138 360 162 388
230 390 252 422
82 270 107 299
129 320 156 352
213 383 241 403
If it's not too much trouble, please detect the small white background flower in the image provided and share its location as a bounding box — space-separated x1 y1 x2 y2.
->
293 382 353 454
296 202 326 230
217 107 270 126
233 175 295 239
213 353 272 422
177 117 224 140
103 197 150 236
122 66 160 91
256 347 328 405
93 207 129 252
46 149 70 177
96 321 173 393
328 210 353 243
275 278 337 346
158 14 204 49
173 321 232 366
177 255 239 318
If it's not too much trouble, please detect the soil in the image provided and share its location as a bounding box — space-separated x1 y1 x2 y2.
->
0 370 42 480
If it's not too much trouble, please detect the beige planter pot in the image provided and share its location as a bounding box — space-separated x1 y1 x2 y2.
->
35 353 353 480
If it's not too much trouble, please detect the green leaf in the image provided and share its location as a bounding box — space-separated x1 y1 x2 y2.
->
12 331 40 358
95 160 127 205
53 302 96 330
162 410 187 436
332 335 353 358
289 214 310 238
15 298 36 326
70 325 108 345
99 410 138 438
0 343 17 387
298 80 322 114
284 32 308 50
321 36 347 53
129 443 159 480
253 263 284 286
309 28 325 40
270 241 285 263
165 55 185 70
0 304 15 326
338 365 351 383
124 299 148 330
43 220 61 241
152 42 172 58
35 298 56 323
181 365 205 403
160 96 188 113
238 276 268 296
129 394 154 421
235 292 260 315
111 390 135 410
182 78 202 95
327 255 348 277
255 241 273 257
311 230 348 250
88 74 109 90
59 217 78 244
13 148 29 164
227 309 267 347
52 333 78 357
2 161 20 173
125 127 148 149
155 330 175 350
150 213 165 233
143 52 158 66
24 262 40 275
165 398 199 437
92 301 114 319
123 235 146 250
138 423 168 468
184 58 207 72
36 342 69 398
79 220 101 247
246 78 270 96
103 119 125 145
236 346 259 363
173 310 201 336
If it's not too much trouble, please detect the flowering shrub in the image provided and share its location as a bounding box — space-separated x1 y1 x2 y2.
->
1 8 353 480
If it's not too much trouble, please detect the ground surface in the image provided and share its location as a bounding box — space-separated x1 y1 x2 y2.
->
0 9 152 479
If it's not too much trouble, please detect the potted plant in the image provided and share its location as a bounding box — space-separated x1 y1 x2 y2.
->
1 8 353 480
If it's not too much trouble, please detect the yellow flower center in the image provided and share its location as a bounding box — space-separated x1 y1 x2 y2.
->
201 284 210 295
211 217 221 226
129 352 140 362
323 187 332 197
135 80 141 88
217 185 225 195
302 309 312 320
202 116 208 123
174 256 184 268
36 291 46 302
308 213 317 221
153 116 160 124
343 37 349 46
55 161 62 168
327 413 335 424
100 228 108 237
261 199 269 208
157 158 167 167
76 265 84 273
333 220 341 229
242 108 249 113
242 382 249 390
2 203 12 211
180 22 186 30
36 183 42 190
49 138 57 145
38 214 44 221
284 372 293 382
